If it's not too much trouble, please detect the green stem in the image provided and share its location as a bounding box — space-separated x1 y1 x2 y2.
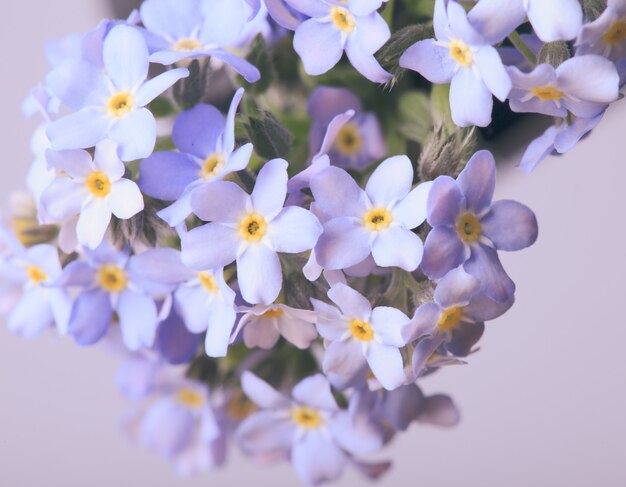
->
508 31 537 66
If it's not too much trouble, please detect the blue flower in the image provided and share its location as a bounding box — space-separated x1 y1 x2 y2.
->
421 150 538 303
507 56 619 118
181 159 322 305
46 24 189 161
399 0 511 127
311 155 431 272
519 112 606 173
237 372 382 485
139 88 252 226
312 283 413 390
468 0 583 43
41 140 144 249
307 86 386 169
59 243 172 350
577 0 626 61
279 0 392 82
0 243 71 338
127 246 237 358
234 303 318 349
139 0 260 82
407 268 513 377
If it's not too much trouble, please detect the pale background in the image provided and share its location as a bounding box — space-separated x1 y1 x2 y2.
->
1 2 625 486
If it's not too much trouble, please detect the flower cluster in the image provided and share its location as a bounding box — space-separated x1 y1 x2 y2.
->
7 0 623 485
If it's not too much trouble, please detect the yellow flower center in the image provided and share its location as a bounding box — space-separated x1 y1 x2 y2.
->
173 38 203 52
176 388 205 408
456 212 481 243
531 85 563 101
335 123 362 156
291 406 324 429
363 208 392 231
97 265 128 293
239 214 267 242
26 265 48 285
261 307 284 319
331 6 356 33
437 306 464 332
226 391 257 420
449 39 473 67
350 318 374 341
603 19 626 45
86 171 111 198
201 153 226 179
107 92 134 118
198 271 218 293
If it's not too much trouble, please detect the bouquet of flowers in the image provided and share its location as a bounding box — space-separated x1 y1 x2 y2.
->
5 0 622 484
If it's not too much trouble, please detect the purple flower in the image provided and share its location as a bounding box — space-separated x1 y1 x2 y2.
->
311 155 431 271
139 0 260 82
519 112 605 173
507 56 619 118
407 268 513 377
234 303 318 349
421 150 538 303
468 0 583 43
128 246 237 358
282 0 392 82
236 372 382 485
138 380 220 466
46 24 188 161
312 283 412 390
139 88 252 226
0 243 71 338
399 0 511 127
307 86 386 169
577 0 626 61
41 140 144 249
181 159 322 305
58 243 170 350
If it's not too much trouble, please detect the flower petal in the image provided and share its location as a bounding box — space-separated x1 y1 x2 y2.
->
464 244 515 303
68 290 112 345
191 181 249 223
366 342 406 391
315 218 372 270
420 226 466 280
118 290 158 350
365 155 413 207
135 67 189 107
237 245 282 305
327 282 371 320
181 223 240 270
434 268 481 308
103 25 149 91
457 150 496 214
268 206 322 253
371 226 423 272
108 108 157 161
310 166 369 219
293 19 343 76
109 179 144 219
251 159 288 219
76 199 112 250
481 200 538 251
393 181 432 229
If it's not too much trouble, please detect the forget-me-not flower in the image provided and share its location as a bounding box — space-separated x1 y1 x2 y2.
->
41 140 144 249
311 155 431 272
139 0 261 82
282 0 392 82
312 283 412 390
181 159 322 305
507 56 619 118
400 0 511 127
46 24 189 161
468 0 583 43
421 150 538 303
139 88 252 226
308 86 386 169
407 268 513 377
577 0 626 61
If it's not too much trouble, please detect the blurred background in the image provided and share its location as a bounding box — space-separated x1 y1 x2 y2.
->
1 1 625 486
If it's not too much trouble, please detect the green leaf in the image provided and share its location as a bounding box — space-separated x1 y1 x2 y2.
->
244 111 293 160
242 34 275 94
375 23 434 79
398 91 433 144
